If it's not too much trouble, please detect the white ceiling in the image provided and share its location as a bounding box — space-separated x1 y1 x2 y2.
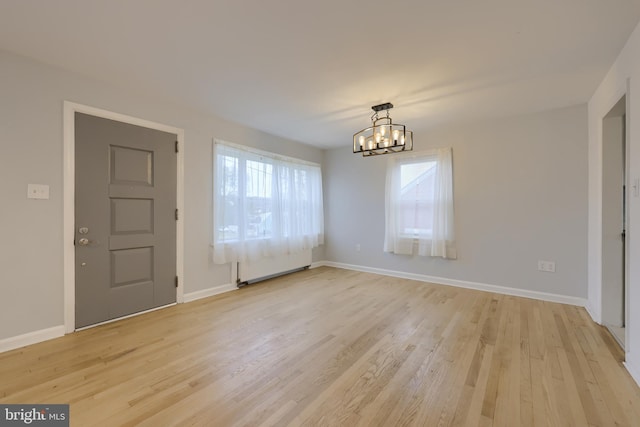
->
1 1 639 148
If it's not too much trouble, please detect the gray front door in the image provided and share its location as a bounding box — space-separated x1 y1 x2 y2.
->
75 113 177 328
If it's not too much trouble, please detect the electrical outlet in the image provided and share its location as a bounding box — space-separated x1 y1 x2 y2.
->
538 260 556 273
27 184 50 200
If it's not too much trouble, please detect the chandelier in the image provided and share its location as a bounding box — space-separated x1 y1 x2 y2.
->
353 102 413 156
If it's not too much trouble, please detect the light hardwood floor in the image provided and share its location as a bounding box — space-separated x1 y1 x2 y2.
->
1 267 639 426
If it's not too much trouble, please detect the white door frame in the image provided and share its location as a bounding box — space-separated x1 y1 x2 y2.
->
589 80 629 323
63 101 185 333
600 95 629 343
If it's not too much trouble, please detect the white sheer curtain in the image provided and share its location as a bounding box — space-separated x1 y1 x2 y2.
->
212 140 324 264
384 147 456 259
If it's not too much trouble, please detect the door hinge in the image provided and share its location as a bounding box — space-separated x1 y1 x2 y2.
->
175 208 179 220
175 141 179 153
175 276 179 288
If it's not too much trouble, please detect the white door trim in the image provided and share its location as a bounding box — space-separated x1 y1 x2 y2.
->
63 101 185 334
588 81 629 324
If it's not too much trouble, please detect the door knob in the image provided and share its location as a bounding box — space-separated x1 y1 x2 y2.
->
78 238 90 246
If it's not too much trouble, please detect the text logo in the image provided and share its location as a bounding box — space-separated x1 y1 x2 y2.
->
0 405 69 426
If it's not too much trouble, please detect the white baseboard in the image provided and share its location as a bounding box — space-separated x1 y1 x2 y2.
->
624 358 640 388
0 284 237 354
321 261 588 307
183 283 237 303
0 325 65 354
0 263 591 355
309 261 327 269
584 301 602 324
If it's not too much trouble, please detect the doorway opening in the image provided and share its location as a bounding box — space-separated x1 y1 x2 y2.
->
601 95 627 349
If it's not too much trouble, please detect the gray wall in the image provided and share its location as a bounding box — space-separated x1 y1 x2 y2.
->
0 50 324 340
324 105 588 298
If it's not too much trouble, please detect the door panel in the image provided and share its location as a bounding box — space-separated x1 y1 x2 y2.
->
110 198 154 234
110 146 154 186
75 113 177 328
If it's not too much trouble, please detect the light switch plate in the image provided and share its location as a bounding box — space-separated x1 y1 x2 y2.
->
27 184 50 200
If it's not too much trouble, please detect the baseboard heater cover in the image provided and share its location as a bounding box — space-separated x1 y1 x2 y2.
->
237 265 310 288
237 249 312 288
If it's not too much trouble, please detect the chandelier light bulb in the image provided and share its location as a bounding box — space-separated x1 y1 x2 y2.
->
359 135 365 147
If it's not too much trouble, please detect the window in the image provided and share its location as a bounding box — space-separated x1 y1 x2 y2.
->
384 147 456 259
213 140 324 264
